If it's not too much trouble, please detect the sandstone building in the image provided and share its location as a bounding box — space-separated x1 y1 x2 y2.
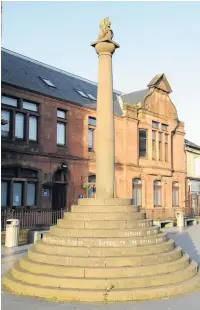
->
1 48 186 211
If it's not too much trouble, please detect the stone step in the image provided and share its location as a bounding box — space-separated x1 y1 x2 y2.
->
3 269 200 301
71 205 139 213
34 239 175 258
11 260 198 289
19 253 189 278
50 226 160 238
43 232 167 247
78 198 133 206
29 242 179 267
57 218 153 229
64 212 146 221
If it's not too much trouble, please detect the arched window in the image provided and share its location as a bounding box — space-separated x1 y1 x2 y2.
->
88 174 96 198
132 178 142 206
1 166 38 209
154 180 162 207
172 182 179 207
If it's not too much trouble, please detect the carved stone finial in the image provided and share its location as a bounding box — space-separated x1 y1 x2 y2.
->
98 17 114 41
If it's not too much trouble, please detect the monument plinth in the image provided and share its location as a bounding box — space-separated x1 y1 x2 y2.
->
2 17 200 302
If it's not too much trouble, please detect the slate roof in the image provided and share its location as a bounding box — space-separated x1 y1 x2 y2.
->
120 89 149 105
185 139 200 151
1 48 124 115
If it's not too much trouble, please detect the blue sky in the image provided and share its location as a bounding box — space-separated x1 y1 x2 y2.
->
2 1 200 145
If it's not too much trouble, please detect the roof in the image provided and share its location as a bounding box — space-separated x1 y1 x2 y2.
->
185 139 200 151
1 48 124 115
120 89 149 105
147 73 172 93
1 48 164 117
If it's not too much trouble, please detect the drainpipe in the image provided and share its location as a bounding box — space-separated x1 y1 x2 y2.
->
184 144 189 207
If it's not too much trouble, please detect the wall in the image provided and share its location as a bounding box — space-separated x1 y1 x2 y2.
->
1 82 186 210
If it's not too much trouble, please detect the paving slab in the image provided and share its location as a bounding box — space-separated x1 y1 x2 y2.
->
1 225 200 310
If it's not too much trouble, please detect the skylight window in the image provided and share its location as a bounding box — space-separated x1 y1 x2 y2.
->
87 93 96 101
76 89 88 98
40 77 56 88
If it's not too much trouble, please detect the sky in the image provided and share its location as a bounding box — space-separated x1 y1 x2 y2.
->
1 1 200 145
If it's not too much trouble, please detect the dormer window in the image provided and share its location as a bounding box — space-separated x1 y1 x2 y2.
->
87 93 96 101
76 89 88 98
40 77 56 88
76 89 97 101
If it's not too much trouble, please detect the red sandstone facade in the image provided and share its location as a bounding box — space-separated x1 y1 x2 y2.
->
1 72 186 212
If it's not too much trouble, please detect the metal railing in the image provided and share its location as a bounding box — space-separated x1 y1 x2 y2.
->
1 209 65 231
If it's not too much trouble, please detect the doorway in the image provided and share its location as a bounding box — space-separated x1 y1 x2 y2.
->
52 183 66 210
52 169 67 210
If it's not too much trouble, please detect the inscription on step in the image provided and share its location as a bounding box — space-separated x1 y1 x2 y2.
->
43 236 165 247
124 229 157 237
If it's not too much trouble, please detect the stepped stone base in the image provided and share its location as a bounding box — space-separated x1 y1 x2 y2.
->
2 198 200 302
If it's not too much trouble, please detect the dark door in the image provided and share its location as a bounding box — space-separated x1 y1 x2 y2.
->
52 183 66 210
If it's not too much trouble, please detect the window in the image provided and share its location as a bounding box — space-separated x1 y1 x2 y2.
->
154 180 162 207
172 182 179 207
76 89 88 98
159 132 162 161
57 109 65 119
161 124 168 131
1 181 8 207
29 116 37 141
40 77 56 88
1 96 39 143
165 134 168 162
57 109 67 146
87 93 96 101
23 101 38 112
27 183 36 206
13 182 23 207
88 128 94 152
1 167 38 208
152 121 159 129
2 96 17 107
88 117 96 152
152 131 156 160
57 123 65 145
15 113 24 139
1 110 10 137
132 179 142 206
88 175 96 198
139 129 147 157
88 117 96 127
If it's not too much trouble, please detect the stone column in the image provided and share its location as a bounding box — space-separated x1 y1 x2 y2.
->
91 39 119 199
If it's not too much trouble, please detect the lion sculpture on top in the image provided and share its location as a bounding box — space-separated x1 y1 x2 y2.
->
98 17 114 41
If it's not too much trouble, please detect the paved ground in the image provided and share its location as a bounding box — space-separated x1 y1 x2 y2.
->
1 224 200 310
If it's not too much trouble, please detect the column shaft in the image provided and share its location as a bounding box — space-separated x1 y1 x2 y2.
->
96 52 115 199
